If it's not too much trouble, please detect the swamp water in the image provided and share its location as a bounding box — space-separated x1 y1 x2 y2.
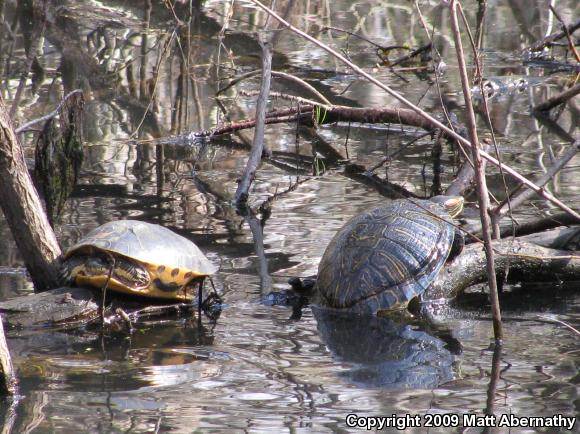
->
0 0 578 432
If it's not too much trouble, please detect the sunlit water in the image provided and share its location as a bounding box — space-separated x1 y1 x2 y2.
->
0 0 578 432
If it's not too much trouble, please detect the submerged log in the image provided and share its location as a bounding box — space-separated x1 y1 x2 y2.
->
0 287 213 330
0 287 99 329
4 237 578 331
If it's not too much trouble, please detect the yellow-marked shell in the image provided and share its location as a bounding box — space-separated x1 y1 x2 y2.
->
316 197 463 315
61 220 217 301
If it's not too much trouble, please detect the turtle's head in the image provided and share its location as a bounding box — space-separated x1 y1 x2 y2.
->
430 195 464 218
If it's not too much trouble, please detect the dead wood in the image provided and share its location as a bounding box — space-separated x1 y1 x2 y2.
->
0 286 203 330
0 315 16 395
0 287 98 329
427 239 580 301
526 17 580 53
520 226 579 250
532 83 580 112
0 97 62 291
316 105 437 130
469 213 580 241
172 104 441 143
449 0 502 340
234 34 274 205
248 0 578 221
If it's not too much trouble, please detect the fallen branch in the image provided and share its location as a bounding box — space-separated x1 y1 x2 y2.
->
493 140 579 219
149 103 443 147
427 239 580 300
520 226 579 250
548 5 580 62
526 17 580 53
218 70 332 105
471 213 580 241
246 0 580 221
532 83 580 112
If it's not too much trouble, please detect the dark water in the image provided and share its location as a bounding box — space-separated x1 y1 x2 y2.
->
0 0 578 432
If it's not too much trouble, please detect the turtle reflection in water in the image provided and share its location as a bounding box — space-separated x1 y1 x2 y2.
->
316 196 464 315
313 307 455 389
61 220 218 303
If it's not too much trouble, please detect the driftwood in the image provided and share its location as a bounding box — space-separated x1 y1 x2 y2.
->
0 286 207 330
0 287 99 329
160 104 444 145
427 239 580 300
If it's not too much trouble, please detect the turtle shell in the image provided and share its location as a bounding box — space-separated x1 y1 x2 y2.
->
62 220 217 301
316 199 455 314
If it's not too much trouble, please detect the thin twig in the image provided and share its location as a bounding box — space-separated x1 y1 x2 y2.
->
245 0 580 221
548 5 580 62
527 17 580 52
234 33 274 205
218 69 332 105
493 140 580 218
14 90 83 134
539 315 580 337
458 2 512 239
449 0 502 341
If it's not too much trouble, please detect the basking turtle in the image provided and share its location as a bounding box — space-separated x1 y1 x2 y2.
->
61 220 217 302
316 196 464 314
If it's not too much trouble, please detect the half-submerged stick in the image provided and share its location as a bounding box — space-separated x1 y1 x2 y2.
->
233 33 273 205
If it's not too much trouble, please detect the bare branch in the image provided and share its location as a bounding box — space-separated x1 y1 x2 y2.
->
449 0 501 340
533 83 580 112
246 0 580 221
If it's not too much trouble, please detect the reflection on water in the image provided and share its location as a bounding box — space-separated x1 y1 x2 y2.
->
0 0 578 432
313 307 455 389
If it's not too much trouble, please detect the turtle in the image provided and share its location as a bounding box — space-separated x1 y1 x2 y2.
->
315 195 464 315
60 220 217 302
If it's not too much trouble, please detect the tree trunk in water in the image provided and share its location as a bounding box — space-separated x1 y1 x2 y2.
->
0 96 62 291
